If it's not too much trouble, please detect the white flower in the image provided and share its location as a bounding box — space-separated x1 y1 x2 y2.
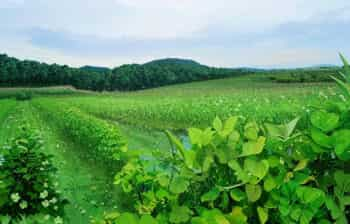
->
50 197 57 204
40 190 48 199
54 216 63 224
44 182 48 188
19 200 28 209
10 193 21 203
42 200 50 208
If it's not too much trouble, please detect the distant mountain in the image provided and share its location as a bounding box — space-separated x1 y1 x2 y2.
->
144 58 205 67
80 65 110 72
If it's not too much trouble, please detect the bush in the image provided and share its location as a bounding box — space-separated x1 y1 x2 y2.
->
0 126 67 221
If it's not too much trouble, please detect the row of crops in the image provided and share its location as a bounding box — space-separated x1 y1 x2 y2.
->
61 82 337 130
32 99 127 170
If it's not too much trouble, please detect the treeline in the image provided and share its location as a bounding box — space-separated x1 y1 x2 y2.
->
0 54 248 91
267 67 341 83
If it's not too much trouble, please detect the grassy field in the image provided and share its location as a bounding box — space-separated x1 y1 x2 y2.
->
0 75 345 223
52 75 338 130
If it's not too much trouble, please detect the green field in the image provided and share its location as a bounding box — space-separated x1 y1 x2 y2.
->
0 74 349 223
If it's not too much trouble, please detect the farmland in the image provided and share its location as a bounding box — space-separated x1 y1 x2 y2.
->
0 70 349 223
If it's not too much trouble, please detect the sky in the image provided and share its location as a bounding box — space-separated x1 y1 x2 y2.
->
0 0 350 68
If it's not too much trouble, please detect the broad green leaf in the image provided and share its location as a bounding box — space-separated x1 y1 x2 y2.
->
325 196 342 219
244 122 259 140
230 189 245 202
334 170 350 193
201 187 221 202
245 184 262 202
213 117 223 132
228 160 250 183
156 174 170 187
244 158 269 181
228 206 248 224
202 128 214 146
169 176 189 194
265 117 299 141
189 128 203 147
332 129 350 160
115 213 139 224
310 127 332 148
221 117 238 137
299 209 314 224
140 215 158 224
257 207 268 224
264 175 277 192
310 110 339 133
241 136 266 157
296 186 325 204
169 206 191 223
290 206 302 221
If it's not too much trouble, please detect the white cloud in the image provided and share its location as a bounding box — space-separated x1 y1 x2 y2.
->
0 0 349 67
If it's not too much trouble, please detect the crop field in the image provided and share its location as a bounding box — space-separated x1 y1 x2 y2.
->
1 72 350 223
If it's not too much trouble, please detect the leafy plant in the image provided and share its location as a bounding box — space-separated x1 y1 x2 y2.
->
0 126 67 221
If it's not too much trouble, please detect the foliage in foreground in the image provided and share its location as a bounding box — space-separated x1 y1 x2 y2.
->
94 54 350 224
0 126 67 223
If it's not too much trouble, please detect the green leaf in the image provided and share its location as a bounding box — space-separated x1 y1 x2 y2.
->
265 117 299 141
228 160 250 183
310 110 339 133
228 206 248 224
221 116 238 137
310 127 332 148
296 186 325 204
165 131 186 158
244 122 259 140
201 187 221 202
332 129 350 160
140 215 158 224
169 176 189 194
245 184 262 202
334 170 350 193
257 207 268 224
213 116 223 132
169 206 191 223
241 136 266 157
299 209 314 224
264 175 277 192
293 159 308 172
340 53 350 82
331 76 350 100
189 128 203 147
244 158 269 182
115 213 139 224
230 189 245 202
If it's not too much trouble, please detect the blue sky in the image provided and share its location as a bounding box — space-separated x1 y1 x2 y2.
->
0 0 350 68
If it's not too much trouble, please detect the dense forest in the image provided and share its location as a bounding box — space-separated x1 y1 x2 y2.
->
0 54 341 91
0 54 248 91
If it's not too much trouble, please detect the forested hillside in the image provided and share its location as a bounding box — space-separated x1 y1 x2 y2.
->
0 54 248 91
